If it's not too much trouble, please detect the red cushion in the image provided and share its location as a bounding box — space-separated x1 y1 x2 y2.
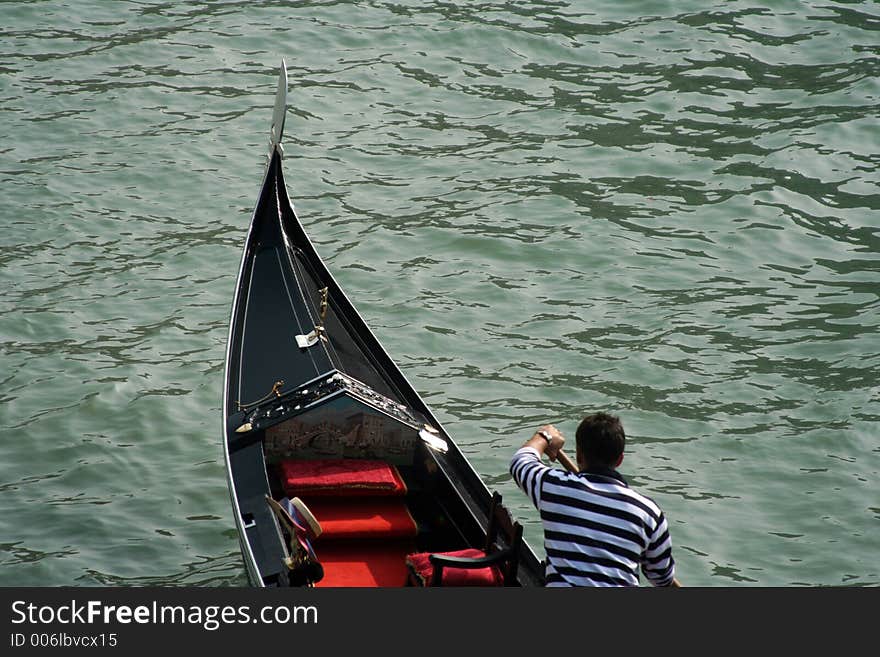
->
280 459 407 498
315 541 414 588
406 548 504 586
305 497 417 540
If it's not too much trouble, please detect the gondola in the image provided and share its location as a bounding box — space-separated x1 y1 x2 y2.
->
222 61 544 588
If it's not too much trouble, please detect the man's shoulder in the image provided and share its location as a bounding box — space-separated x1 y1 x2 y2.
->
574 474 667 518
619 485 666 519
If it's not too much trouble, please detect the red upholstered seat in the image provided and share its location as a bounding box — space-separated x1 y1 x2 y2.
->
405 492 522 587
315 541 414 588
302 497 417 540
277 458 415 587
406 548 504 586
280 458 406 498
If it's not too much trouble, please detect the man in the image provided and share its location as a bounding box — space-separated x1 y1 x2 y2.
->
509 412 679 587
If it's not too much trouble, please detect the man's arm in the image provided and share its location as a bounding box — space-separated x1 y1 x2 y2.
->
643 513 678 587
509 426 566 506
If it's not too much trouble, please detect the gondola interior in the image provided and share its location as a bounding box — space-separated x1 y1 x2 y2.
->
229 385 492 587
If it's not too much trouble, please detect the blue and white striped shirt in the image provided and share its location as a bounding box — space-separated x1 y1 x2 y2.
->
510 447 676 587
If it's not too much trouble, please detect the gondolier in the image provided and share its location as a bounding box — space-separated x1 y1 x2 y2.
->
509 412 680 587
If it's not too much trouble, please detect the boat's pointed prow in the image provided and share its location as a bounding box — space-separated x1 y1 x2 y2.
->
270 59 288 154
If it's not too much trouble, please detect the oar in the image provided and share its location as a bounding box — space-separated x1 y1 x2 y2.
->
554 450 578 474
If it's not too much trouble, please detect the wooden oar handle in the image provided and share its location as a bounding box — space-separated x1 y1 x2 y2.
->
555 450 578 474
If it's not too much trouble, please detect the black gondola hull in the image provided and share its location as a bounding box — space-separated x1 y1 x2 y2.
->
222 68 543 588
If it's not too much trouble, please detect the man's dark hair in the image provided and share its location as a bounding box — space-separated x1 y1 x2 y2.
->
576 412 626 468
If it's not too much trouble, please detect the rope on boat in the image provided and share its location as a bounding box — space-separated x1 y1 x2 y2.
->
236 380 285 411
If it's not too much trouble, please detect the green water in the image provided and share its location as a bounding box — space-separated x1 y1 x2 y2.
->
1 1 877 587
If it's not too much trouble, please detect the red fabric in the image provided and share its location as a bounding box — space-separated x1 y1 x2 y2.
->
315 541 414 588
280 459 406 498
305 497 417 540
406 548 504 586
279 458 417 587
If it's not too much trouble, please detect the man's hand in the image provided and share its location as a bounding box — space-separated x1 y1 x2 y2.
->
528 424 565 461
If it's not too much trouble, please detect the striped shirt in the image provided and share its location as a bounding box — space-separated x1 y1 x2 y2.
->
510 447 675 587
